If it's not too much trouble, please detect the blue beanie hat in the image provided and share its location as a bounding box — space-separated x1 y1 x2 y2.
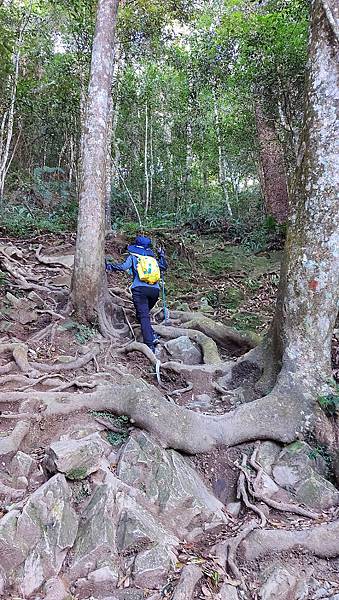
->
135 235 152 249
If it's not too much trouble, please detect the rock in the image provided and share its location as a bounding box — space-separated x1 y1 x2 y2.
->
45 433 110 480
75 565 121 599
0 511 26 572
10 451 35 478
164 336 202 365
133 544 177 589
187 394 213 410
0 570 5 596
333 451 339 486
115 488 178 553
44 576 69 600
256 442 282 475
293 473 339 510
329 595 339 600
16 476 28 489
259 566 308 600
100 592 145 600
117 432 227 537
273 442 339 510
273 442 328 482
255 472 281 498
17 474 78 597
226 501 241 517
69 482 119 581
71 474 178 589
217 583 239 599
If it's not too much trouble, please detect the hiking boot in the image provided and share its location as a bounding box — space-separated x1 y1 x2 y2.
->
153 334 160 345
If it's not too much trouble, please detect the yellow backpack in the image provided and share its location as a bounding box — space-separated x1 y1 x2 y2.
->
132 254 161 285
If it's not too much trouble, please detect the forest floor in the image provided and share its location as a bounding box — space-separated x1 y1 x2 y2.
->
0 230 338 600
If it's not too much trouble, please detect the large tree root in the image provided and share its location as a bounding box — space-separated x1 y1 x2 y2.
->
172 564 202 600
165 311 258 355
0 375 317 453
154 324 222 364
97 292 130 339
239 520 339 561
0 421 30 456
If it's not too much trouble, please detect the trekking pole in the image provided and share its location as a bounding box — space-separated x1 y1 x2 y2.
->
161 272 169 324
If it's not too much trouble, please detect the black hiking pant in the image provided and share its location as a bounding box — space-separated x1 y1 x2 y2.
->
132 286 159 348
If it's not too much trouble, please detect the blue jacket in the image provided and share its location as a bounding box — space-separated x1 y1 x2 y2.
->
107 243 167 290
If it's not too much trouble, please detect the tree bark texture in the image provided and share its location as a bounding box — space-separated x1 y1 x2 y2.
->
255 102 289 224
267 0 339 391
72 0 119 322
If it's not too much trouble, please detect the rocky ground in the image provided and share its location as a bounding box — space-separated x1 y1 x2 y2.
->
0 232 338 600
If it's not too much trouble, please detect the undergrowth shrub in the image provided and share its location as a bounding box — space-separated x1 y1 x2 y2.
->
0 201 78 236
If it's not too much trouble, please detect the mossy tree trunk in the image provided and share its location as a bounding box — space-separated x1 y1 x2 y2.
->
71 0 119 323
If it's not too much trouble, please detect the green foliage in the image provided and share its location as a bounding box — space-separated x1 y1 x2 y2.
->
90 411 130 447
66 467 88 480
231 312 262 332
0 271 7 287
318 390 339 418
74 324 96 344
0 0 309 237
106 430 129 447
0 201 78 236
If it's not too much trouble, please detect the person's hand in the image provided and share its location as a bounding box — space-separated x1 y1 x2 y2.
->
105 260 114 272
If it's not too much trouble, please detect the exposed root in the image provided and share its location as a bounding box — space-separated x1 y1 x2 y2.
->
226 520 260 587
120 342 158 366
239 520 339 561
154 324 222 364
0 373 315 453
98 293 130 339
164 311 258 354
2 256 64 295
30 347 100 373
0 342 37 375
248 445 320 519
120 342 162 385
237 454 267 526
172 564 202 600
167 382 194 396
0 420 30 456
48 379 98 392
0 361 15 375
35 245 73 268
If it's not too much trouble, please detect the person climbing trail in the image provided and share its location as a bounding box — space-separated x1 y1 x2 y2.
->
106 235 167 353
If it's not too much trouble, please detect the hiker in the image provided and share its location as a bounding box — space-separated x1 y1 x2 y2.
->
106 235 167 353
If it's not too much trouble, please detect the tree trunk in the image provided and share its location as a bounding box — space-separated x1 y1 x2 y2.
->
105 42 122 233
105 93 113 233
260 0 339 395
0 22 24 204
71 0 119 323
144 101 150 215
213 90 233 217
255 102 290 224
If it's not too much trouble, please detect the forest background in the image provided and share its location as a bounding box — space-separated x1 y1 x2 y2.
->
0 0 308 246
